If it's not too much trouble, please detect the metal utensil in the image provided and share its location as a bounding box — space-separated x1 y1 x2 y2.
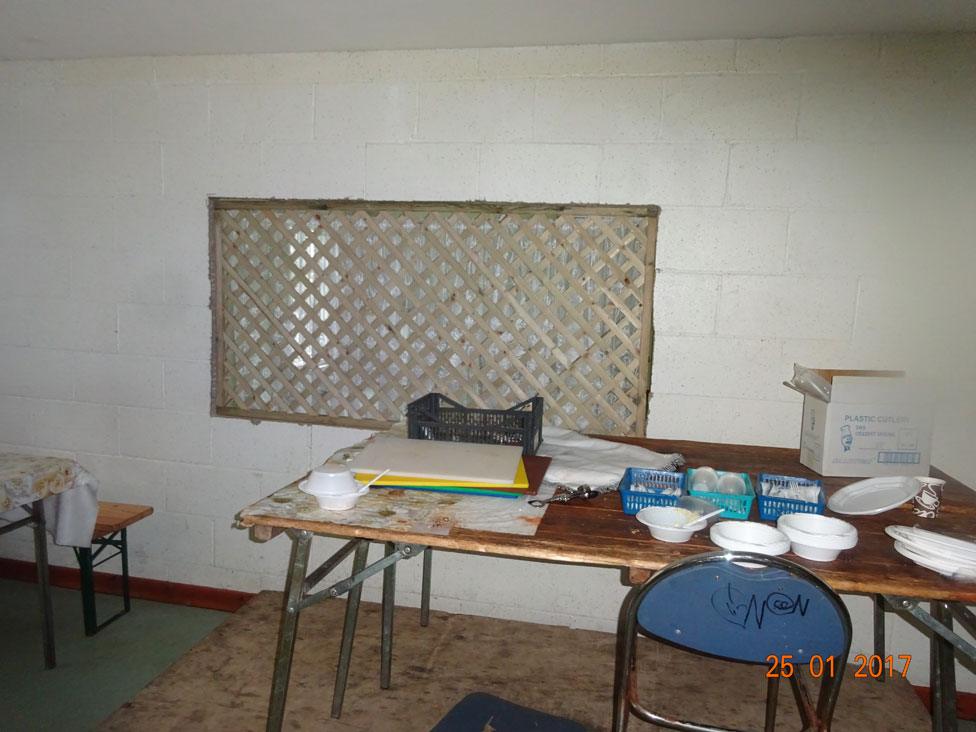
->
529 485 598 507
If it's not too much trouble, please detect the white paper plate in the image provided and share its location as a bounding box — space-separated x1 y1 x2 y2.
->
827 476 920 516
893 540 976 580
886 525 976 563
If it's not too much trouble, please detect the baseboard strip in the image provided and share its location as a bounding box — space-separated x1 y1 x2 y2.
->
0 557 254 612
913 685 976 720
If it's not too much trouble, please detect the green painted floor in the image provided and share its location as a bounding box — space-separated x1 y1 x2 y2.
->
0 579 229 732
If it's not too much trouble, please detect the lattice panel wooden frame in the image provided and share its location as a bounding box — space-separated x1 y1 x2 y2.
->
210 199 659 435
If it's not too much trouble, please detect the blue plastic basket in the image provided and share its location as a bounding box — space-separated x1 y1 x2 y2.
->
756 473 825 521
618 468 686 515
687 468 754 519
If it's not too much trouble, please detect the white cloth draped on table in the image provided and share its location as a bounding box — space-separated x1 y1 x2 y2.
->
0 454 99 548
536 427 684 488
42 473 99 546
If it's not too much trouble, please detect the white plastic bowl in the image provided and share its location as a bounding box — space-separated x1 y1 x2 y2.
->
777 513 858 562
709 521 790 556
300 482 369 511
636 506 707 543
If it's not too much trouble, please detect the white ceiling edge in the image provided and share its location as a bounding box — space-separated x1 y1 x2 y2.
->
1 0 975 62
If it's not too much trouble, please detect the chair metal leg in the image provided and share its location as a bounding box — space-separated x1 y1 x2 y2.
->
77 546 98 636
874 594 886 683
814 662 845 732
612 587 640 732
420 546 432 627
931 602 958 732
31 500 56 669
380 541 396 690
267 531 312 732
764 674 780 732
788 673 816 731
331 540 369 719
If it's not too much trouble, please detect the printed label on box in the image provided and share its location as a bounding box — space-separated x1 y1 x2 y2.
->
799 396 931 477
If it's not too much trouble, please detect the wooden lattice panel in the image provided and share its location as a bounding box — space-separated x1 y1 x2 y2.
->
211 200 658 435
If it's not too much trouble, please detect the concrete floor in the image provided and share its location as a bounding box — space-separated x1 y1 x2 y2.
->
0 579 228 731
100 590 934 731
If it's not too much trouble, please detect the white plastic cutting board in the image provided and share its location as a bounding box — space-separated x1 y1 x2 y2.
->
348 435 523 485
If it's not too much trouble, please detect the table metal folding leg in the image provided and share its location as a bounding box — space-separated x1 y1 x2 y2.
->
883 595 976 732
266 531 428 732
0 500 54 668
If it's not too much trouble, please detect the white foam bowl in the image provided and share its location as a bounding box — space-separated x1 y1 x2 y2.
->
300 482 369 511
306 463 359 495
777 513 858 562
709 521 790 556
636 506 707 543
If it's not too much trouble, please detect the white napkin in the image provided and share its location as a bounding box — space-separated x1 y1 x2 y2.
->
536 427 684 488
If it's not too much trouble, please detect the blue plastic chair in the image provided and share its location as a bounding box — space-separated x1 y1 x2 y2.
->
613 551 851 732
431 692 587 732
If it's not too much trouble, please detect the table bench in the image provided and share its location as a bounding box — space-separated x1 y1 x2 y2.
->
73 501 153 636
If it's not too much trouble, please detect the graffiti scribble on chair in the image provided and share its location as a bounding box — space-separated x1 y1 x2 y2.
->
711 582 810 630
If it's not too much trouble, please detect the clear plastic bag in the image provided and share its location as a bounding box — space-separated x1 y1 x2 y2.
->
784 363 832 401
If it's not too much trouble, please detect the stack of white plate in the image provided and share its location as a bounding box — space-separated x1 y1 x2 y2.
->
777 514 858 562
709 521 791 556
886 525 976 580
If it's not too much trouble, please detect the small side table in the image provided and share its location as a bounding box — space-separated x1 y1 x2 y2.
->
1 453 98 668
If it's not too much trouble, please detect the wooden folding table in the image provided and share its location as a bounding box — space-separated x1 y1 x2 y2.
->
238 438 976 732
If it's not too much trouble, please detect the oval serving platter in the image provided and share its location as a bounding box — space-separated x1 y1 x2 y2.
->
827 476 920 516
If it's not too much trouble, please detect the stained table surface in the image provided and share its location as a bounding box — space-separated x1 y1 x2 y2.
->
238 437 976 602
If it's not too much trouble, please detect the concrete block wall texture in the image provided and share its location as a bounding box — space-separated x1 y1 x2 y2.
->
1 33 975 689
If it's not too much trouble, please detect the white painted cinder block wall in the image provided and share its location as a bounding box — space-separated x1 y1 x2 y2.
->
1 33 975 690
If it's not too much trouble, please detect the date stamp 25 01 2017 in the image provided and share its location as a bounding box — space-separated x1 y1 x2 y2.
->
766 654 912 679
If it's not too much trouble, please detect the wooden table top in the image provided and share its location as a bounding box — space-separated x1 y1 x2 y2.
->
238 437 976 603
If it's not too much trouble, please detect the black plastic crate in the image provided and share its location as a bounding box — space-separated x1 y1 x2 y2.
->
406 393 543 455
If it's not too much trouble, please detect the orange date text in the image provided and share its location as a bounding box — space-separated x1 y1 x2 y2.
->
765 654 911 679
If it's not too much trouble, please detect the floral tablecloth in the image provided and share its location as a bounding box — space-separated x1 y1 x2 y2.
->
0 453 99 547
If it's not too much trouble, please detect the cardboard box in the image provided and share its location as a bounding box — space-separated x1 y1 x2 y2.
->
787 367 932 478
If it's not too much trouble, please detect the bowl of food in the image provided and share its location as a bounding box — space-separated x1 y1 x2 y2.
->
636 505 708 543
776 513 858 561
